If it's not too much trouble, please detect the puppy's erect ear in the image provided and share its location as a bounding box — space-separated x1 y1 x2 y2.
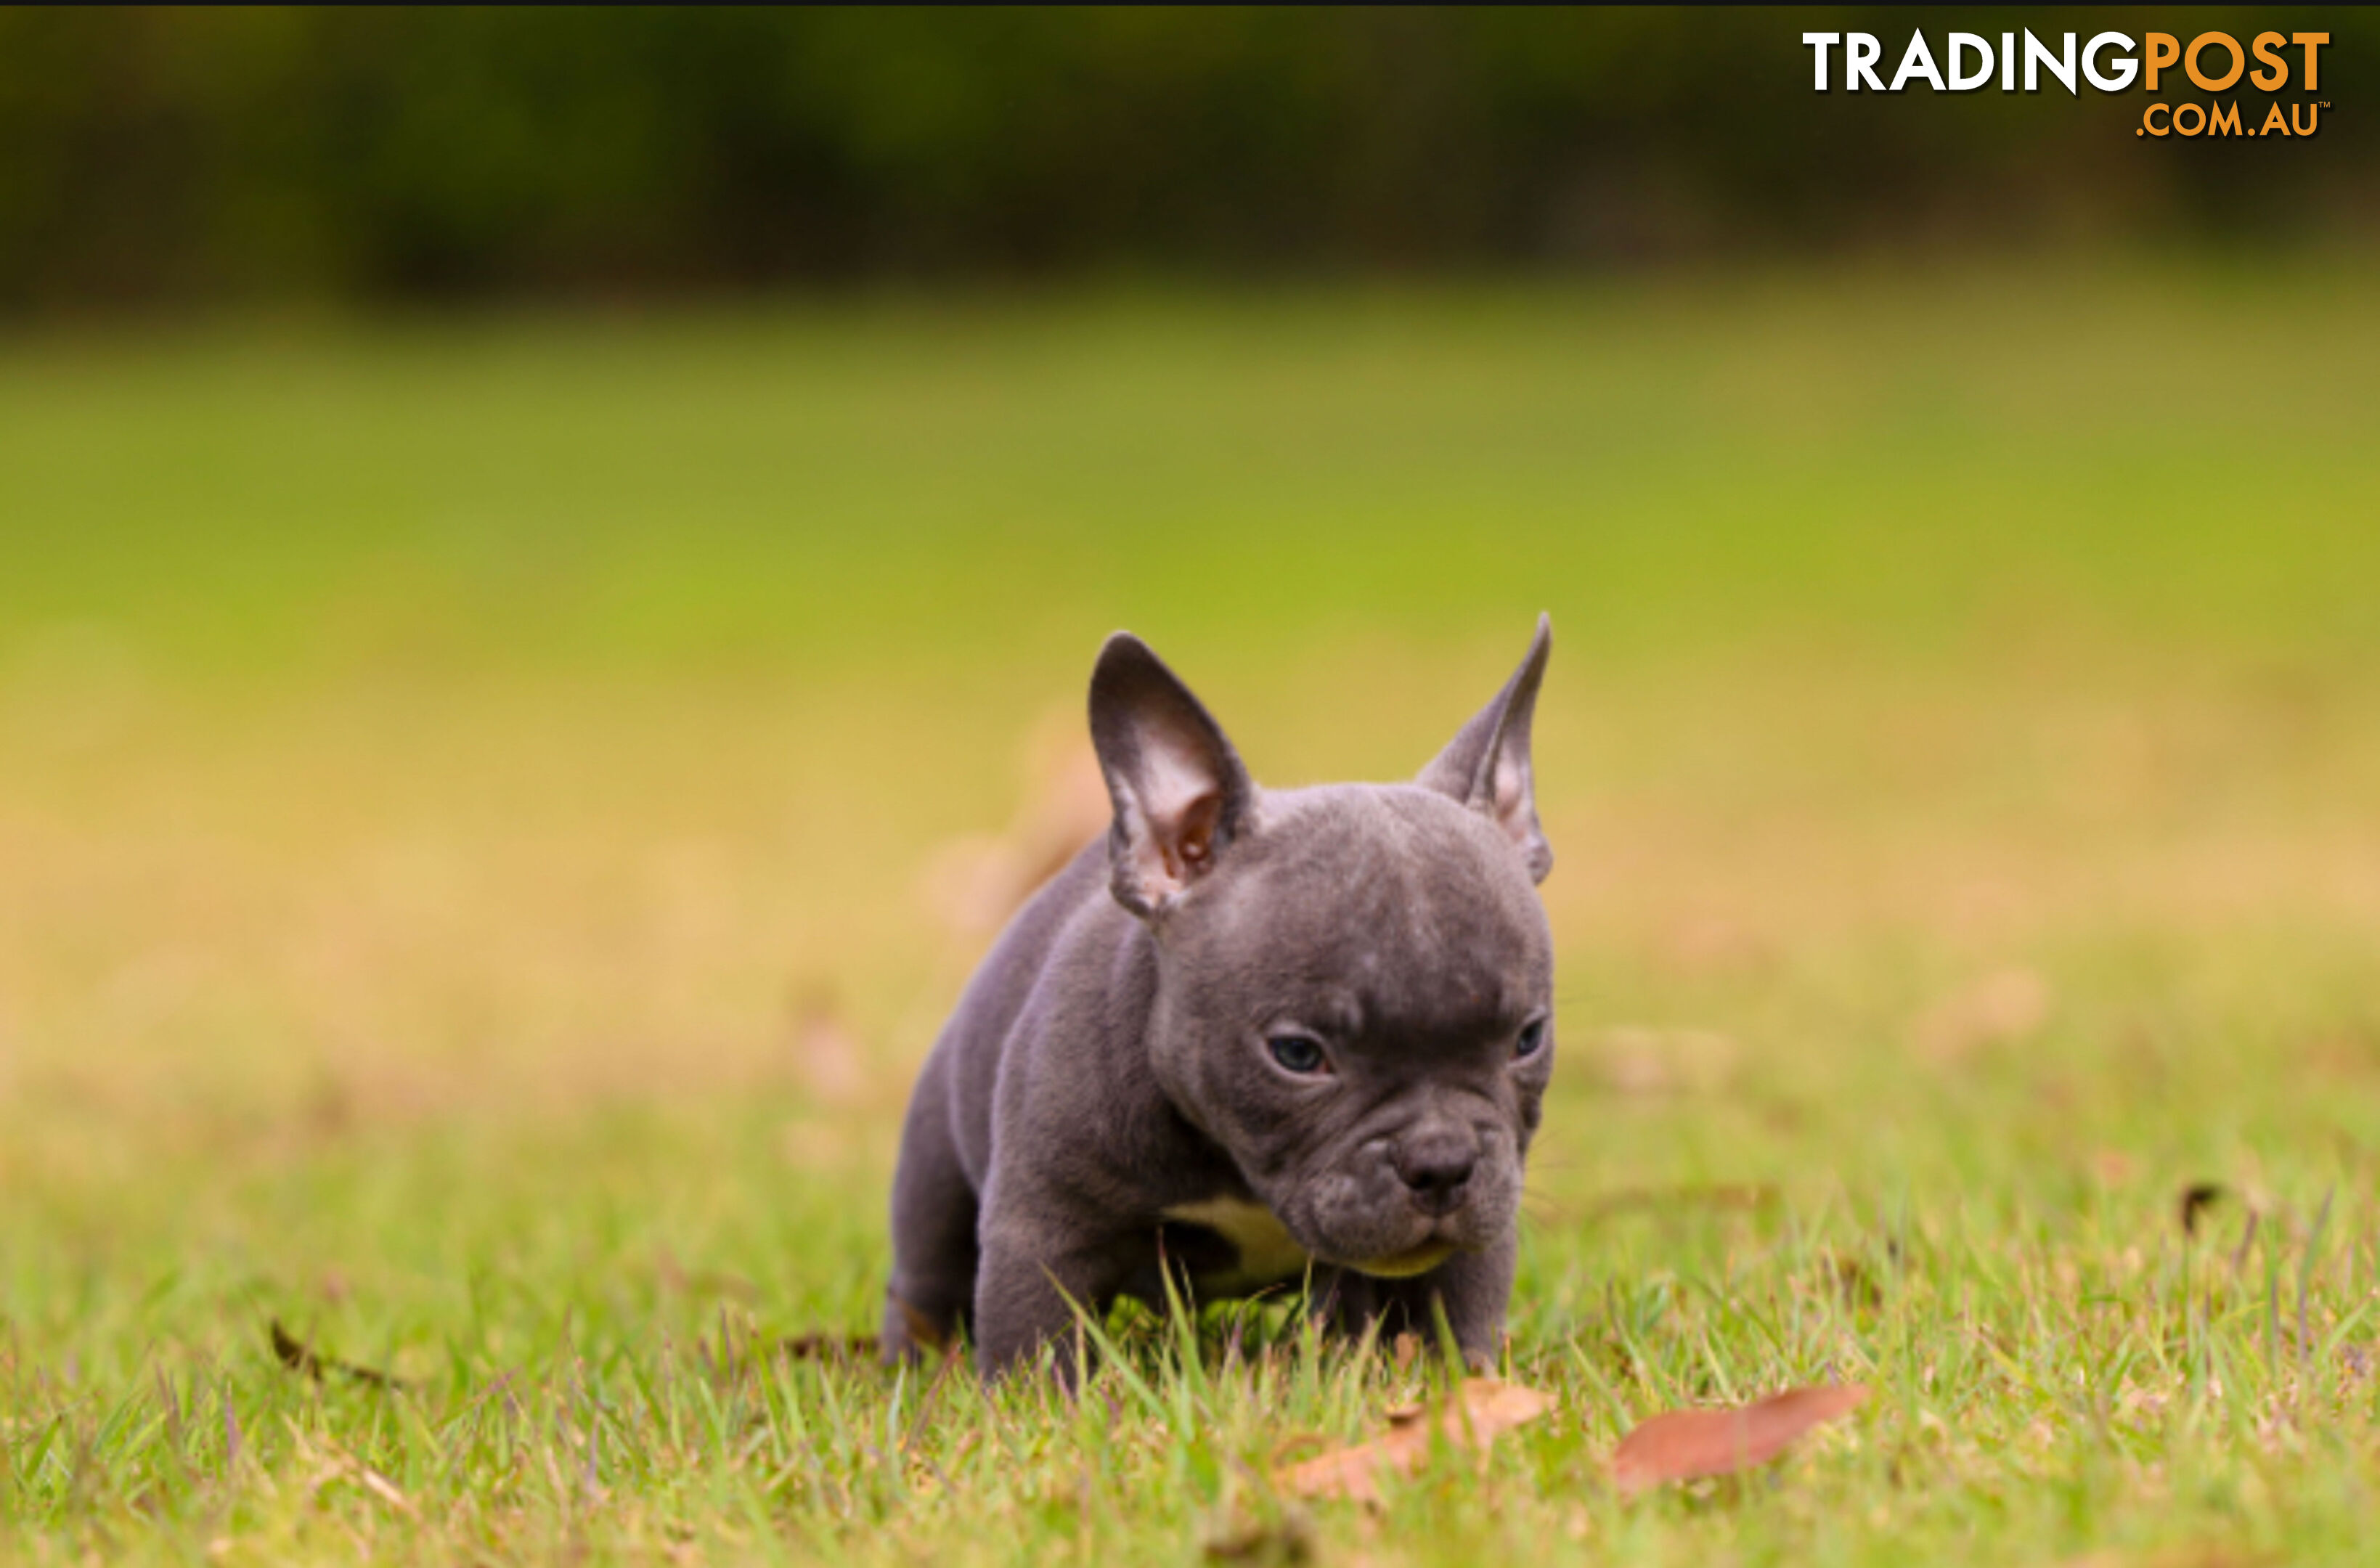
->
1417 614 1554 883
1088 634 1254 918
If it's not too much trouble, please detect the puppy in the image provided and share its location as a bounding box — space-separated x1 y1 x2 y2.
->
884 618 1555 1379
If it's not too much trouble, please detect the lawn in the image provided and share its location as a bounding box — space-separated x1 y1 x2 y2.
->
3 264 2379 1563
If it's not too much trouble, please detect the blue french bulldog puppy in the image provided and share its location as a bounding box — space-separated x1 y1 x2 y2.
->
884 618 1557 1381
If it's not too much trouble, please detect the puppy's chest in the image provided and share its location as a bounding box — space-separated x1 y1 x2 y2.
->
1160 1196 1311 1291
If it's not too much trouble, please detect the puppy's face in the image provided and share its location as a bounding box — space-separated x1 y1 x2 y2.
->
1147 785 1553 1272
1088 618 1557 1276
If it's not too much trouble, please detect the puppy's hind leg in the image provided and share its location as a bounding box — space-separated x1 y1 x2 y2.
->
882 1053 979 1360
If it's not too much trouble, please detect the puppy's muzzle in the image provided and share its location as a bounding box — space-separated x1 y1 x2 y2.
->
1390 1125 1478 1218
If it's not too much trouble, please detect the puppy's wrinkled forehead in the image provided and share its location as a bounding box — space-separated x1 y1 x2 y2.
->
1180 783 1551 1038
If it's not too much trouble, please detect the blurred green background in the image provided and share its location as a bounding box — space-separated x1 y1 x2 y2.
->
1 7 2372 309
1 1 2374 1123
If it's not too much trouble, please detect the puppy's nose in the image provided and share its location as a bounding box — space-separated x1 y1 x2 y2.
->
1392 1130 1477 1216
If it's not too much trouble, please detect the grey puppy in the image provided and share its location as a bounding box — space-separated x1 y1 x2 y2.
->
883 618 1556 1380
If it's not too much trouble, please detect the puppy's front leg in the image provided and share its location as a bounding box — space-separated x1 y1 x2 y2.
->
1308 1265 1379 1339
972 1202 1120 1386
1378 1232 1516 1371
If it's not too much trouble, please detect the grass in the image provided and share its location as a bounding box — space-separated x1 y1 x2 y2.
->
4 261 2379 1563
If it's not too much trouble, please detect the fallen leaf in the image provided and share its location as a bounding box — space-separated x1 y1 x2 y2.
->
268 1320 407 1389
2178 1182 2228 1237
1276 1377 1554 1502
1609 1383 1867 1495
783 1293 950 1363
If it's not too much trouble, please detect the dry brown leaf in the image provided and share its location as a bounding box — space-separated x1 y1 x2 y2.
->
1276 1377 1554 1503
269 1320 407 1390
784 1294 943 1363
1610 1383 1867 1495
2178 1181 2228 1237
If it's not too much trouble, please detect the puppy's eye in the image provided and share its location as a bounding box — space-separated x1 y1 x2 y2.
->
1266 1034 1329 1075
1513 1019 1548 1060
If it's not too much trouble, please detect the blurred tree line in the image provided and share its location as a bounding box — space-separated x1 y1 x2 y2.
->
0 6 2370 311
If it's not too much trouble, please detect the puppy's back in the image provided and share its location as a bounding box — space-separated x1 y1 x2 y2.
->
928 836 1136 1186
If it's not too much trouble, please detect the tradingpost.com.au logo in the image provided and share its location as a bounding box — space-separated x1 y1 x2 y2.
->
1803 29 2331 138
